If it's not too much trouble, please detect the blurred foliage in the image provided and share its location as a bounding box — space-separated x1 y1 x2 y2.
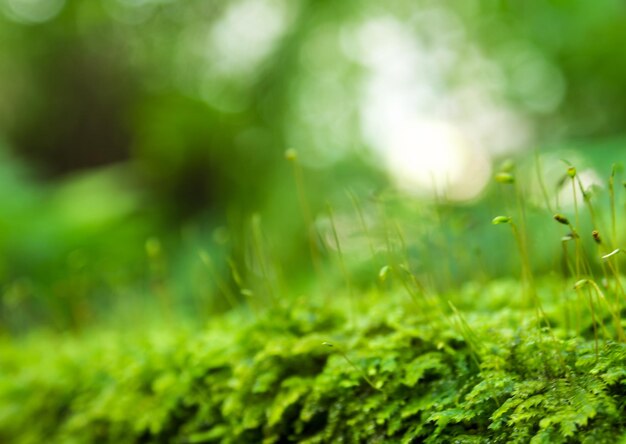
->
458 0 626 138
2 0 626 333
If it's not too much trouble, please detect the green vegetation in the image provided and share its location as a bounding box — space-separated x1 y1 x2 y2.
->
3 279 626 443
5 1 626 442
4 156 626 443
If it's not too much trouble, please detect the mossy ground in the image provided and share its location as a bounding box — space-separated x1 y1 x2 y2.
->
3 279 626 443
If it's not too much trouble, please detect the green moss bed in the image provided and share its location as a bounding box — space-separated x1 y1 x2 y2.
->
2 281 626 444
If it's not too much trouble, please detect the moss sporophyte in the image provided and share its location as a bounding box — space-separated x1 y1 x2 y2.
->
553 214 570 226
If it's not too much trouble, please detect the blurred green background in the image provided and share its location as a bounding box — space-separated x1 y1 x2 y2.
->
2 0 626 333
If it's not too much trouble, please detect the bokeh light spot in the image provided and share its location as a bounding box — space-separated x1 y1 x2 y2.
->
4 0 65 24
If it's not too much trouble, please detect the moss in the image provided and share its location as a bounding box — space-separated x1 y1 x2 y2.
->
2 282 626 443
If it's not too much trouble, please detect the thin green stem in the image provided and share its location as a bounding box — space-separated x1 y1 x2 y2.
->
323 342 382 392
534 150 554 213
199 250 238 309
347 190 376 260
250 215 276 304
610 165 617 245
287 151 323 278
327 204 353 322
448 301 482 369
